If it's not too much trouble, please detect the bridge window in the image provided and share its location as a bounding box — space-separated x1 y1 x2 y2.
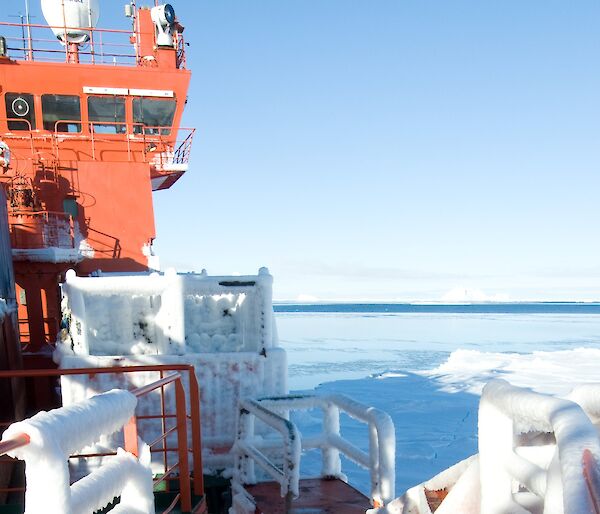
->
5 93 36 131
42 95 81 133
87 96 126 134
133 98 176 135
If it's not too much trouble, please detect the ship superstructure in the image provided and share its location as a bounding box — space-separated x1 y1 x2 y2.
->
0 0 193 357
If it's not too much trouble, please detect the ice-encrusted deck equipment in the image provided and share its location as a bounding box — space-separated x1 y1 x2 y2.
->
56 267 287 471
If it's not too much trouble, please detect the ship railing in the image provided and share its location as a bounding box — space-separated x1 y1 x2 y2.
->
0 20 187 68
143 126 196 172
232 397 301 510
479 379 600 514
231 393 396 511
53 120 195 168
176 33 187 69
9 210 75 250
0 364 204 513
1 119 194 171
1 21 134 66
0 118 36 156
0 389 153 514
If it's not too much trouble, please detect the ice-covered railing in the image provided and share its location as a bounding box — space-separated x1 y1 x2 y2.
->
0 389 154 514
479 379 600 514
230 393 396 513
231 398 302 512
0 364 204 512
60 267 276 355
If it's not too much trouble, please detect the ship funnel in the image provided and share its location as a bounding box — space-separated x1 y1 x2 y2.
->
41 0 100 44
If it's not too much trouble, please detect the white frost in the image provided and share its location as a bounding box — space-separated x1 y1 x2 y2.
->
56 267 287 473
59 268 277 355
1 389 148 514
0 298 8 321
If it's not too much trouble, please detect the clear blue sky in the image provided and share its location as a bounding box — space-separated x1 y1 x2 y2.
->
8 1 600 301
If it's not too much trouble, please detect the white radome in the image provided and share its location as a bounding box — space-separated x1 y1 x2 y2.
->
40 0 100 44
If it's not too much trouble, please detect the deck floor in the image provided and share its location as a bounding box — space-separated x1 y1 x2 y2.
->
245 478 371 514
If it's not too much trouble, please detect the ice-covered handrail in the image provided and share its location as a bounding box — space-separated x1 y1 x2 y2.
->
569 385 600 421
0 389 154 514
240 393 396 508
232 397 302 501
479 379 600 514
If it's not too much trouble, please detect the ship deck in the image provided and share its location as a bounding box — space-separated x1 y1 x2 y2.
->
245 478 371 514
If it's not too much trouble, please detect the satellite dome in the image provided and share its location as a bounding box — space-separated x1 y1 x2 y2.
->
41 0 100 44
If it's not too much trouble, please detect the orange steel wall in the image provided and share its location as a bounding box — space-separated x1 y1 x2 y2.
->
75 161 156 275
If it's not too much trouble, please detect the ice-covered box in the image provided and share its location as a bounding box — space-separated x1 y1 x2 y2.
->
54 267 287 471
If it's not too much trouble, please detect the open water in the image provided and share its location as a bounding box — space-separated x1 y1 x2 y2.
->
275 303 600 390
274 303 600 494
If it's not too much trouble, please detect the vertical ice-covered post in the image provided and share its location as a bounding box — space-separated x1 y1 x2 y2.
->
322 401 342 478
63 269 89 354
235 407 256 485
479 383 527 514
257 267 273 353
371 409 396 507
157 268 185 354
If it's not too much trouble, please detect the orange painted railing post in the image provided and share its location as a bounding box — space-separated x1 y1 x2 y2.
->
175 379 192 512
123 415 139 458
0 432 30 456
583 449 600 514
187 367 204 496
159 369 168 480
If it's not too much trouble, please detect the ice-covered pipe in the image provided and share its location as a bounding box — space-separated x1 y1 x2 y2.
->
2 389 137 514
64 269 168 294
70 446 154 514
257 267 273 352
322 403 342 477
156 268 186 354
569 385 600 422
479 379 600 514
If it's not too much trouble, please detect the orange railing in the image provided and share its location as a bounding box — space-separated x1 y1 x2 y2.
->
0 364 204 513
2 118 195 169
0 20 187 68
583 449 600 514
0 433 30 456
0 21 137 65
9 210 75 250
128 372 193 513
0 118 36 155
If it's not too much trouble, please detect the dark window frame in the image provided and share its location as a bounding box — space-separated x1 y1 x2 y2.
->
5 92 36 131
132 97 177 135
41 94 82 133
87 95 127 134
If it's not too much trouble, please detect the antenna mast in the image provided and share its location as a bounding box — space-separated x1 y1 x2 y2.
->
24 0 33 60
